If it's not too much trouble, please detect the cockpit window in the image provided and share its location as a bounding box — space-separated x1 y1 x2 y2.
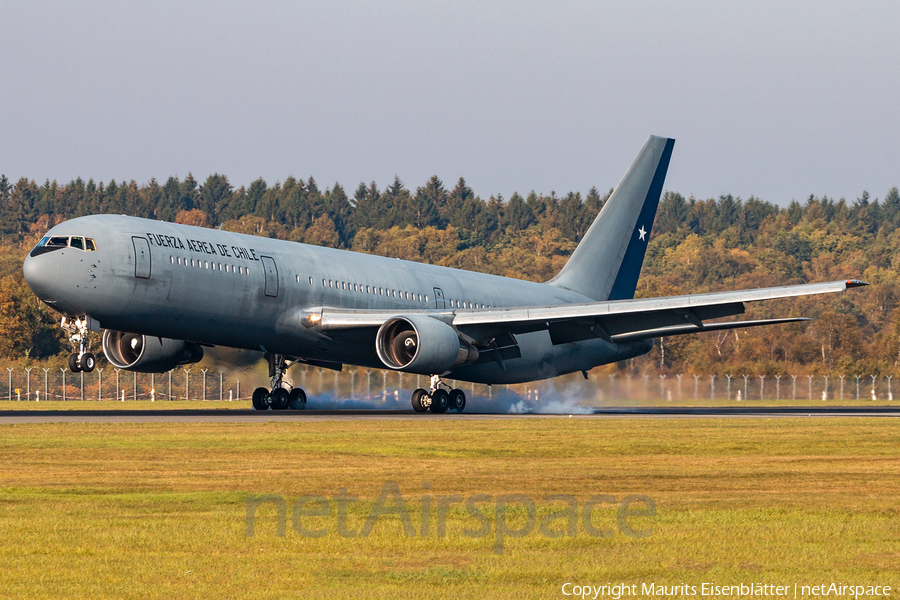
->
29 235 98 257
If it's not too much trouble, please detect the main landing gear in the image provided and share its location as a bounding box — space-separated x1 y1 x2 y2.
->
252 353 308 411
62 316 96 373
411 375 467 414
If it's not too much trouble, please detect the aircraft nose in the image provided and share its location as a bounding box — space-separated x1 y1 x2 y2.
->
23 254 59 302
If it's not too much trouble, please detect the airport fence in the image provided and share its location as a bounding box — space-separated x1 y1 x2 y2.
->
0 366 895 404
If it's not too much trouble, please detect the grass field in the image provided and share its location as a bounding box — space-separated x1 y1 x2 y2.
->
0 400 253 411
1 418 898 598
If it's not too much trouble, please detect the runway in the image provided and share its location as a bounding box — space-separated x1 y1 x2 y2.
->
1 406 899 423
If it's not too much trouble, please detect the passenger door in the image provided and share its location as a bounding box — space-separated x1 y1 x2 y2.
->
132 237 151 279
261 256 279 297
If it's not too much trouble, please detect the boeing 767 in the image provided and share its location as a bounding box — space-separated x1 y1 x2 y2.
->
22 136 866 412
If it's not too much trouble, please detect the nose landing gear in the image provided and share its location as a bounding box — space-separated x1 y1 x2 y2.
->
251 353 308 411
410 374 467 413
62 316 96 373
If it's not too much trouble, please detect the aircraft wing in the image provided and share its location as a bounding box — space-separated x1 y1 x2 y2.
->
303 279 866 345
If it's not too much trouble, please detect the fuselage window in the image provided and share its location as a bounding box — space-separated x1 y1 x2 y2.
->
170 256 174 264
425 295 429 303
309 277 314 286
417 294 422 302
204 261 209 269
379 287 383 295
190 259 195 267
404 292 409 300
353 283 358 292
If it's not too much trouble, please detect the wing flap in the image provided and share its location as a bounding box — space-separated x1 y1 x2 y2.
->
611 317 810 343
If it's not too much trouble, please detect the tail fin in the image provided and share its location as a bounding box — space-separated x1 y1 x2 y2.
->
548 135 674 301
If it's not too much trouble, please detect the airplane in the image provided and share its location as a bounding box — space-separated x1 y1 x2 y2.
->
22 136 866 412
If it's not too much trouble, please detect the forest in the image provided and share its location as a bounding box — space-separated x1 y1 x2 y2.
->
1 171 899 377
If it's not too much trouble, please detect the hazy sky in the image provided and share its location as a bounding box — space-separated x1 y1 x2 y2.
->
2 1 897 205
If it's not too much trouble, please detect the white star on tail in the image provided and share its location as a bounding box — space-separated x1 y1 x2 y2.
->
638 226 647 241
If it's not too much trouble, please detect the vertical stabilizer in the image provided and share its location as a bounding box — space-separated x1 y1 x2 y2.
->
548 135 674 301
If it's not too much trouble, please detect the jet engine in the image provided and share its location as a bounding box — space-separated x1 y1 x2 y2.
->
102 330 204 373
376 315 478 374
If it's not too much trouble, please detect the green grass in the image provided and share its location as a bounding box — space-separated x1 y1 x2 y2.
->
0 400 253 410
0 419 898 598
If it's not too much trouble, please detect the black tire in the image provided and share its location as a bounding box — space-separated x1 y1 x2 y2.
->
449 388 466 412
79 352 96 373
288 388 307 409
430 388 449 413
68 353 82 373
270 387 290 410
252 387 270 410
411 388 429 412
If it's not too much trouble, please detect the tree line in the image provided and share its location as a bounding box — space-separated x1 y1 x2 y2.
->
1 172 899 377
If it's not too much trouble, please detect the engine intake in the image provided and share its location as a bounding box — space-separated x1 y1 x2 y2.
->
376 316 478 374
102 330 203 373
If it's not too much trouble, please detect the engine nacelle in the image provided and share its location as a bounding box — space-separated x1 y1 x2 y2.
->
376 315 478 374
102 330 204 373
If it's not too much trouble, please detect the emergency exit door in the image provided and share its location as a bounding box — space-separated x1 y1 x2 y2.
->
433 287 445 309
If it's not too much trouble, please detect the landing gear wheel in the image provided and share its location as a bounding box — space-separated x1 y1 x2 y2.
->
288 388 307 409
430 388 449 413
411 388 430 413
68 353 82 373
79 352 96 373
252 387 270 410
448 388 466 412
270 388 289 410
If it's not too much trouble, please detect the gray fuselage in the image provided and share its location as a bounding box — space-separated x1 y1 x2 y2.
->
23 215 651 383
